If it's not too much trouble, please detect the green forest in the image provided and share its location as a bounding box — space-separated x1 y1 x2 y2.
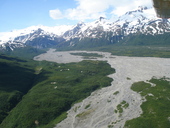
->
125 77 170 128
0 54 114 128
1 38 170 128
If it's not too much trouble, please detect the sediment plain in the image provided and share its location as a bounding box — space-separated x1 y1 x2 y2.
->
34 49 170 128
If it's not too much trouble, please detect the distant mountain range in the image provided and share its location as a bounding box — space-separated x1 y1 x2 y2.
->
1 6 170 51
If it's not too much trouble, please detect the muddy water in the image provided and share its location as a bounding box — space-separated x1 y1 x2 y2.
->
34 49 170 128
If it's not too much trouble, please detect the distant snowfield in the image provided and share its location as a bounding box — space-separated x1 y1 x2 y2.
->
0 25 72 44
34 49 170 128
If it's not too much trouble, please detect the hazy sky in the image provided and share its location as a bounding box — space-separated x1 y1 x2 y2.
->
0 0 153 32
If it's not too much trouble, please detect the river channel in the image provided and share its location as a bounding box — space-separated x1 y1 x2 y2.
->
34 49 170 128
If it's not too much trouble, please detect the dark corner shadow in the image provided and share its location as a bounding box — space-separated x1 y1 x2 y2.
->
0 54 27 62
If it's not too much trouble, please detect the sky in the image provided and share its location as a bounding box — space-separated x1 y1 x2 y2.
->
0 0 153 32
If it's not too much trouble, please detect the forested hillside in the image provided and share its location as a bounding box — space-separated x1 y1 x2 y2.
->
0 54 114 128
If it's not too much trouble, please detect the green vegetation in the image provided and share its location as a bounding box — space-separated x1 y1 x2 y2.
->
57 35 112 50
56 32 170 58
37 112 67 128
0 54 36 123
115 100 129 115
127 77 131 80
131 81 152 94
0 54 115 128
76 109 95 118
85 104 91 109
119 33 170 46
108 124 114 128
107 99 111 102
70 52 103 59
1 46 45 59
94 45 170 58
57 32 170 51
125 77 170 128
113 91 119 95
58 45 170 58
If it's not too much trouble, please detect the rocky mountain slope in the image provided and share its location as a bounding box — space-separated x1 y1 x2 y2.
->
0 6 170 50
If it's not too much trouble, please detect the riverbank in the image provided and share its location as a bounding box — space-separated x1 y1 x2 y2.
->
34 49 170 128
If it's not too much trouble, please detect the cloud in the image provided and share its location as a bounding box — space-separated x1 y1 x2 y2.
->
49 0 153 21
49 9 63 20
111 0 153 16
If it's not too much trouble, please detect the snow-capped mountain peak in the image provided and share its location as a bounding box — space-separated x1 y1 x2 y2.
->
117 6 155 23
0 25 72 44
0 6 170 50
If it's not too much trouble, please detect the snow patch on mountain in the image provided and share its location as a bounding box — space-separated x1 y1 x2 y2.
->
0 6 170 50
0 25 72 44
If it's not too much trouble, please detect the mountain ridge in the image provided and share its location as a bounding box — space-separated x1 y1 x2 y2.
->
1 6 170 50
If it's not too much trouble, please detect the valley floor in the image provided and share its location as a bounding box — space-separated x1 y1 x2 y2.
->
34 49 170 128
